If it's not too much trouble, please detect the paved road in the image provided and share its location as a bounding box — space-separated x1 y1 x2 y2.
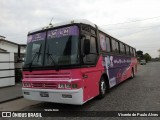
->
1 62 160 118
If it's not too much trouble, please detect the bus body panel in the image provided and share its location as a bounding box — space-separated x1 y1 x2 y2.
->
103 55 137 88
81 56 104 101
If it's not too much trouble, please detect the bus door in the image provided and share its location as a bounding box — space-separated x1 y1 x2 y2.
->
81 34 100 101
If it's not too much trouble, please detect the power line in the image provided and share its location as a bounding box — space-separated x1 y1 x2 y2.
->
119 25 160 38
100 15 160 26
107 24 160 30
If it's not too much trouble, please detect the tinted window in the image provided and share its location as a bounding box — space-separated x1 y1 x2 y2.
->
111 39 119 53
45 36 79 66
120 42 125 54
133 49 136 57
99 33 106 51
83 36 98 64
130 48 134 56
90 36 97 53
106 37 111 52
24 32 46 67
126 45 130 55
91 29 96 35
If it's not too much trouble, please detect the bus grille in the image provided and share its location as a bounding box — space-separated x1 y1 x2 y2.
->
24 73 70 78
31 83 57 89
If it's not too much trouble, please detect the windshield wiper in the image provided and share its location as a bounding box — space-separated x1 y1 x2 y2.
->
46 45 56 65
27 44 42 70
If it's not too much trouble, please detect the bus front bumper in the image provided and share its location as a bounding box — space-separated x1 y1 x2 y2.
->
22 88 84 105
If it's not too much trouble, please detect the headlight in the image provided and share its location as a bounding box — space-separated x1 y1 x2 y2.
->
58 83 78 89
23 83 31 87
72 84 78 88
65 84 71 88
58 84 65 88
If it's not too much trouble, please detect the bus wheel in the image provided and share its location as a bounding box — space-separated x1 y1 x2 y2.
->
131 68 134 79
98 77 107 99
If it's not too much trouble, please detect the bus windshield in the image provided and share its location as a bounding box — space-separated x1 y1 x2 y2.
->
45 35 79 66
24 32 46 67
23 25 80 68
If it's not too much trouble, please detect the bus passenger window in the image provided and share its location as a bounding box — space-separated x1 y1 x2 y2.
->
90 36 97 53
130 48 134 56
126 46 130 55
133 49 136 57
111 39 119 53
106 37 111 52
120 43 125 54
83 36 98 64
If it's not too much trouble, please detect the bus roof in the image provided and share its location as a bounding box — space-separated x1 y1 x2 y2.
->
28 19 111 35
28 19 135 50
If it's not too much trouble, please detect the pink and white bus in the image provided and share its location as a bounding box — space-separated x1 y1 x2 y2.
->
22 20 137 105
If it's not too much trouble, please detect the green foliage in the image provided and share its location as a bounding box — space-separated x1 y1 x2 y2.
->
144 53 152 62
136 50 144 59
136 50 152 62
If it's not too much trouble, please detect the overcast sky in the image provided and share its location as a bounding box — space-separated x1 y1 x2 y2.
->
0 0 160 57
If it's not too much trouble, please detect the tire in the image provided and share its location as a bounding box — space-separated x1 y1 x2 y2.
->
97 77 107 99
131 68 134 79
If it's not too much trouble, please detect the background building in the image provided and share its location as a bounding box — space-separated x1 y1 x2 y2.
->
0 35 26 87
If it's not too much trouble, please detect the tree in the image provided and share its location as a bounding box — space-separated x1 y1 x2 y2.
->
144 53 152 62
136 50 144 59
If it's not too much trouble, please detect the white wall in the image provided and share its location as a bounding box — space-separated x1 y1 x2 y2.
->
0 52 15 87
0 41 18 53
0 41 26 53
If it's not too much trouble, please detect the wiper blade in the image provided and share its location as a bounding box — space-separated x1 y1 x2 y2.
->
46 45 56 65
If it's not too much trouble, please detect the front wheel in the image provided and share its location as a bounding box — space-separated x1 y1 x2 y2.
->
97 77 107 99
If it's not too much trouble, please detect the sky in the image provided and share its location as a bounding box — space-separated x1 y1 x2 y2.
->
0 0 160 58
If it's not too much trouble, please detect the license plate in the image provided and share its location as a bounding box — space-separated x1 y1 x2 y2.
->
40 92 49 97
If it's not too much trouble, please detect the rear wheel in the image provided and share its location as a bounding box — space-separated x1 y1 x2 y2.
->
131 68 134 79
98 77 107 98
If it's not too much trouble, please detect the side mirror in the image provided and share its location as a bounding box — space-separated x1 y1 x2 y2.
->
84 39 90 55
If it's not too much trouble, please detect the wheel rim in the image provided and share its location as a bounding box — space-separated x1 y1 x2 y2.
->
101 80 106 94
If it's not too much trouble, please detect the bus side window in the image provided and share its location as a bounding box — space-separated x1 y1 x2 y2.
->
106 37 111 52
129 47 131 56
120 42 125 54
83 36 98 64
133 49 136 57
131 48 134 56
126 45 130 55
111 39 119 53
130 47 133 56
90 36 97 54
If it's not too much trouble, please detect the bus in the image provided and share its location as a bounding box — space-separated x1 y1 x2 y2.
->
22 19 137 105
